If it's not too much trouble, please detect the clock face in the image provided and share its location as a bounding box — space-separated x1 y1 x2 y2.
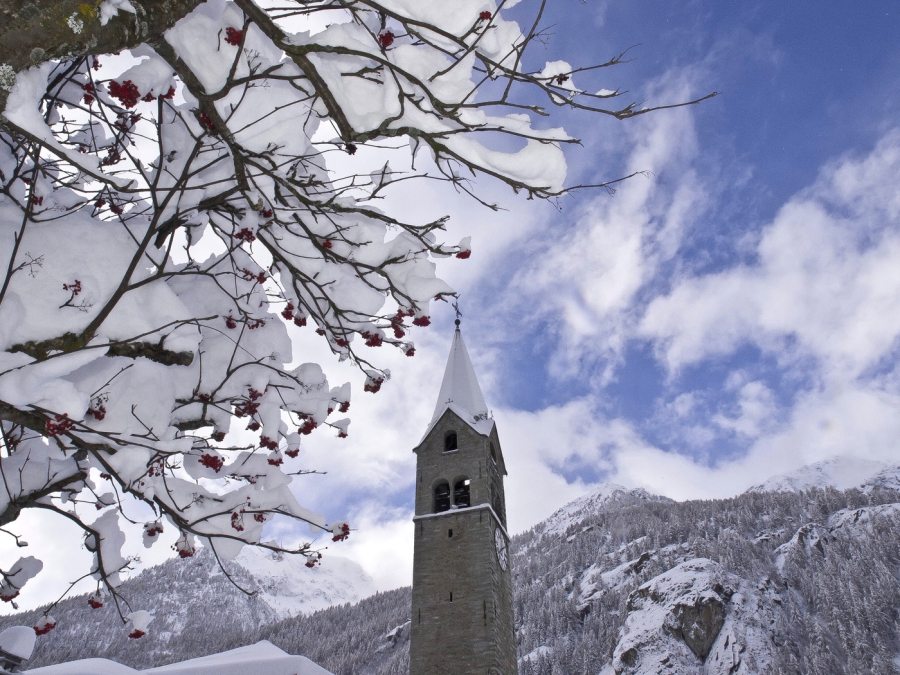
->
495 528 508 571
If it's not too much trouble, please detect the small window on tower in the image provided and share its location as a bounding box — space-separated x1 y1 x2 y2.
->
490 442 497 464
444 431 458 452
454 479 471 508
434 482 451 513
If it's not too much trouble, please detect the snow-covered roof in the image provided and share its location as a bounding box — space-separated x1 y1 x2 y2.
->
26 641 333 675
0 626 35 660
421 327 494 441
145 640 331 675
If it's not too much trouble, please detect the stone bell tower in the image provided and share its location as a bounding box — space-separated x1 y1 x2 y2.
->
409 321 516 675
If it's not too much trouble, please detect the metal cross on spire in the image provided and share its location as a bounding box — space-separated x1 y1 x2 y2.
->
452 299 462 328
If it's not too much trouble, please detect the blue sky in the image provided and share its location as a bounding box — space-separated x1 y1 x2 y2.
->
467 0 900 452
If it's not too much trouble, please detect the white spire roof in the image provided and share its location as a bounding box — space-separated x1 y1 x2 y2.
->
423 326 494 438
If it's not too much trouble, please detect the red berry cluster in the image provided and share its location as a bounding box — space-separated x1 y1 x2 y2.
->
1 590 19 602
404 346 416 358
144 522 163 538
147 460 165 477
241 268 267 283
225 27 244 46
212 430 226 442
364 376 384 394
231 511 244 532
298 417 316 435
114 113 140 132
412 315 430 326
173 535 195 558
161 86 176 100
555 74 569 85
87 597 103 609
234 388 263 418
339 400 350 413
262 208 273 219
377 31 395 48
362 331 383 347
247 319 265 330
34 619 56 636
63 279 82 295
87 404 106 421
266 456 283 466
225 315 237 329
128 629 145 639
334 337 348 348
109 201 124 215
285 447 300 458
198 111 216 132
235 227 256 242
345 143 357 155
198 453 224 473
108 80 140 108
281 302 308 327
100 472 111 480
82 82 95 105
100 147 122 167
332 523 351 542
45 414 75 437
456 249 471 259
260 436 278 450
479 10 492 21
305 552 322 568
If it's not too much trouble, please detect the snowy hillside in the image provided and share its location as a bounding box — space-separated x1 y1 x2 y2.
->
0 548 374 669
534 484 671 538
7 460 900 675
746 456 890 493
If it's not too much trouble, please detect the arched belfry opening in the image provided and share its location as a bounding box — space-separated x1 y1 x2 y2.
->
444 431 458 452
454 478 471 508
434 481 451 513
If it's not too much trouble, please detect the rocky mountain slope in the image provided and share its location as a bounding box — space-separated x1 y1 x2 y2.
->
5 459 900 675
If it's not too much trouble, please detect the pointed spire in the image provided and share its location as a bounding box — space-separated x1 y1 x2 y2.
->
429 323 489 427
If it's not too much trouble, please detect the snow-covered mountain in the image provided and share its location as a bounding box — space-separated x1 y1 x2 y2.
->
0 547 375 670
7 459 900 675
746 456 894 493
229 546 376 618
534 484 671 538
513 464 900 675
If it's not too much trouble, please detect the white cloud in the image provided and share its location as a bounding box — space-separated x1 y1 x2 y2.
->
332 503 414 592
711 379 777 438
640 130 900 380
500 79 708 383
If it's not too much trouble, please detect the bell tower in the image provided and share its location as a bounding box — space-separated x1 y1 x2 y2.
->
409 321 516 675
